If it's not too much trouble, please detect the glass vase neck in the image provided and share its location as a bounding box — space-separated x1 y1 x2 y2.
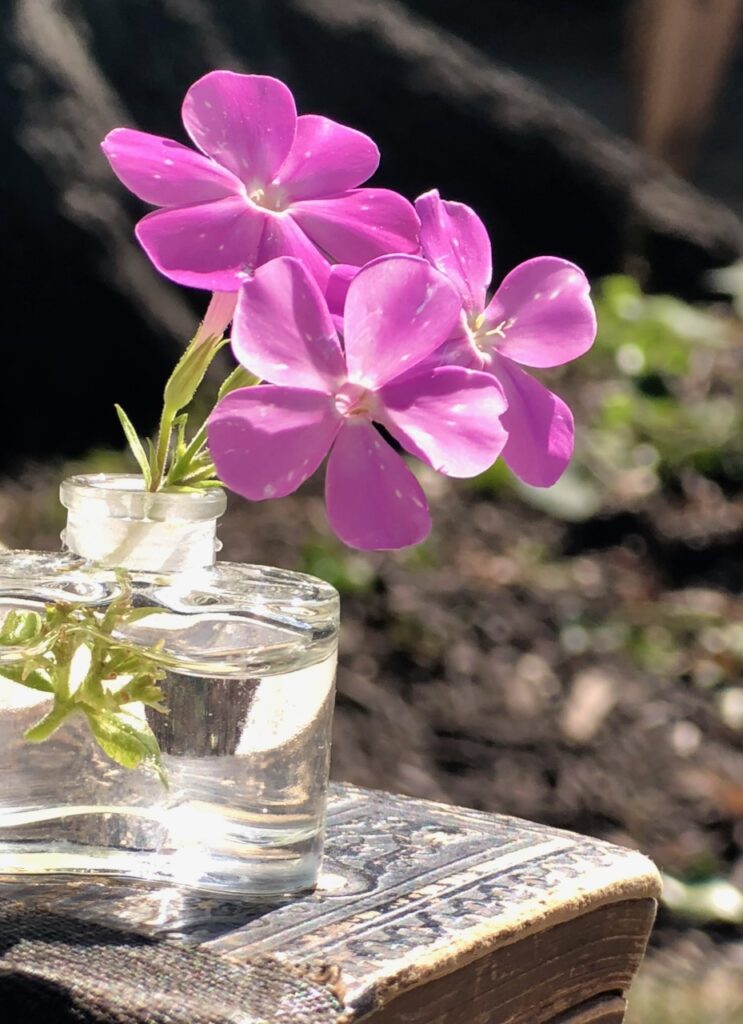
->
60 474 227 571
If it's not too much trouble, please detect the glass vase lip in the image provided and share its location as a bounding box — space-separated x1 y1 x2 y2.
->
60 474 227 523
0 552 339 677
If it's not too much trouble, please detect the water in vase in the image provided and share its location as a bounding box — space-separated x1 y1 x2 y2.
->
0 559 339 897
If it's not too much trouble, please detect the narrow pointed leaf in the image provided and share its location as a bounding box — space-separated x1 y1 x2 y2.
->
115 404 152 487
25 702 76 742
217 365 259 401
0 665 54 692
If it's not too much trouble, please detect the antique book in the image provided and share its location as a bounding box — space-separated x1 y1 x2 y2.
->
0 783 660 1023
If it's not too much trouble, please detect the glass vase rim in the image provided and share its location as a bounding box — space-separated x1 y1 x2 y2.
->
60 473 227 523
0 551 339 678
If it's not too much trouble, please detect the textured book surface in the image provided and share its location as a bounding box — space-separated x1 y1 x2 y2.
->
0 784 661 1023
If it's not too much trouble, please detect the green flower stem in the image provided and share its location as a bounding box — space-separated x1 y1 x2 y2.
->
116 318 258 493
151 404 178 491
147 331 232 490
163 422 208 488
161 366 257 488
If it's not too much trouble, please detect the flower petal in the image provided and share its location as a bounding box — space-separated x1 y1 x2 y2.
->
416 189 492 314
275 115 379 201
290 188 420 265
378 366 508 478
101 128 239 207
231 257 346 392
207 386 340 500
258 213 332 290
324 264 358 319
483 257 596 368
400 330 484 379
135 196 265 290
342 255 462 389
325 422 431 549
491 355 574 486
182 71 296 186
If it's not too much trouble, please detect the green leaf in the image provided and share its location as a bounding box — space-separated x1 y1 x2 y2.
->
44 604 70 630
0 609 43 645
102 650 146 677
163 335 227 415
164 428 205 485
178 462 218 486
185 450 215 471
85 709 167 786
145 436 158 475
118 675 168 713
217 365 258 401
167 481 224 492
173 413 189 460
0 665 54 692
115 404 152 488
18 670 55 692
122 606 165 624
3 591 171 783
25 701 76 742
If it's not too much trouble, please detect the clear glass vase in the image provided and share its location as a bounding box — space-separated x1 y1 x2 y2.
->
0 475 339 896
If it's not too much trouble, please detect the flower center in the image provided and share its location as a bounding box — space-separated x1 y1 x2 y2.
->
466 311 516 355
334 382 376 419
247 183 287 213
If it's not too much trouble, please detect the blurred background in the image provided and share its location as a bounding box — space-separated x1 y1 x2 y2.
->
1 2 742 1020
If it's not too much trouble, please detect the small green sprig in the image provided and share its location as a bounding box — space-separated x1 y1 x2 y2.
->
0 582 169 785
116 322 257 494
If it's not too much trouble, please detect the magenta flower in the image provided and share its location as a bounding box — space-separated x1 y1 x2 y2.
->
102 71 419 291
207 255 508 549
415 190 596 486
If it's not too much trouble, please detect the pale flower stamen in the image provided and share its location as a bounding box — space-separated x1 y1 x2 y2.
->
334 382 376 419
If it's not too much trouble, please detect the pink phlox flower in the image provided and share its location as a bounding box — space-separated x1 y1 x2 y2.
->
207 255 509 549
102 71 420 292
415 190 597 487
